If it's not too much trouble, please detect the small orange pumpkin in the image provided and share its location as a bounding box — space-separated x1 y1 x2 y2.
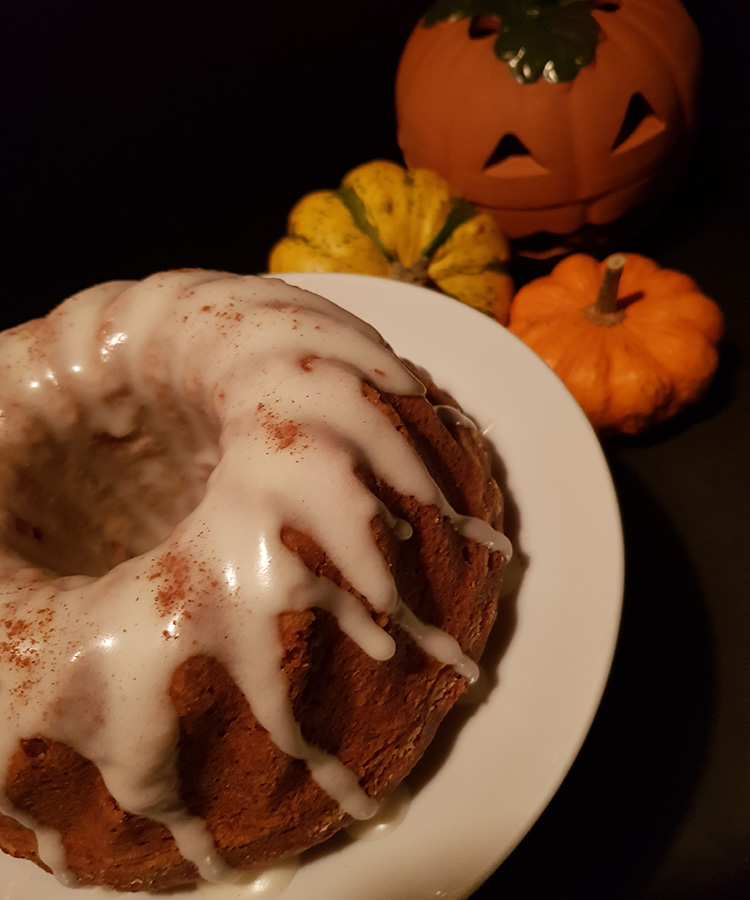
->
508 253 724 434
396 0 702 258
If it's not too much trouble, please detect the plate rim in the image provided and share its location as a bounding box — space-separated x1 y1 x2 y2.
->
0 271 624 900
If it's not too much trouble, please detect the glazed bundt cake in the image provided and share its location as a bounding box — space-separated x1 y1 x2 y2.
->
0 270 510 892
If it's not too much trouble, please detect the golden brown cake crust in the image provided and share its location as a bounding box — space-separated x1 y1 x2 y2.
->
0 276 506 892
0 368 505 891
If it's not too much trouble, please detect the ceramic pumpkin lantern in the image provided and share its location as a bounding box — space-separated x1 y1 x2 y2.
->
395 0 702 258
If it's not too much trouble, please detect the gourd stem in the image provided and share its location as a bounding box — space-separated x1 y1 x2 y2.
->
391 257 430 285
595 253 626 316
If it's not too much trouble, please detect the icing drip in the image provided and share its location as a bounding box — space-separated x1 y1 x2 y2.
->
346 781 411 842
0 271 511 884
451 513 513 561
31 828 77 888
434 404 478 431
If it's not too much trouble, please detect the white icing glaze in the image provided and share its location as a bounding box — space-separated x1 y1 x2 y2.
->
434 403 478 431
0 270 510 885
345 781 411 842
33 827 78 888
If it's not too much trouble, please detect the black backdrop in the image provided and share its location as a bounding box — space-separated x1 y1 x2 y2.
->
1 2 749 899
2 0 431 321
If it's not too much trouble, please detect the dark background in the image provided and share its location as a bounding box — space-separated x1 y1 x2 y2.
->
1 2 748 898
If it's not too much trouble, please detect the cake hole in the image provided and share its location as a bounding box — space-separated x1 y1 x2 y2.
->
2 402 220 578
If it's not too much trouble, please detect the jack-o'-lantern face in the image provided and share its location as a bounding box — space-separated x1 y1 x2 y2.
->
396 0 702 252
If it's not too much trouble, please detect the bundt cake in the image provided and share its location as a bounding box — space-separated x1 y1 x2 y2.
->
0 270 510 892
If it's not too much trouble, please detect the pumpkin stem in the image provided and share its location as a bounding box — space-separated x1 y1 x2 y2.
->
390 257 430 286
585 253 627 327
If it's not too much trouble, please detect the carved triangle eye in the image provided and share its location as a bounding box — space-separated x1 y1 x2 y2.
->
484 134 532 168
482 134 548 177
612 93 666 151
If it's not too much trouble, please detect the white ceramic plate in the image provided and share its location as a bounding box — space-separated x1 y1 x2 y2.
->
0 273 624 900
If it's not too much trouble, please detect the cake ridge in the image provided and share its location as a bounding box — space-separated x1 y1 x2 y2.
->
0 270 510 890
